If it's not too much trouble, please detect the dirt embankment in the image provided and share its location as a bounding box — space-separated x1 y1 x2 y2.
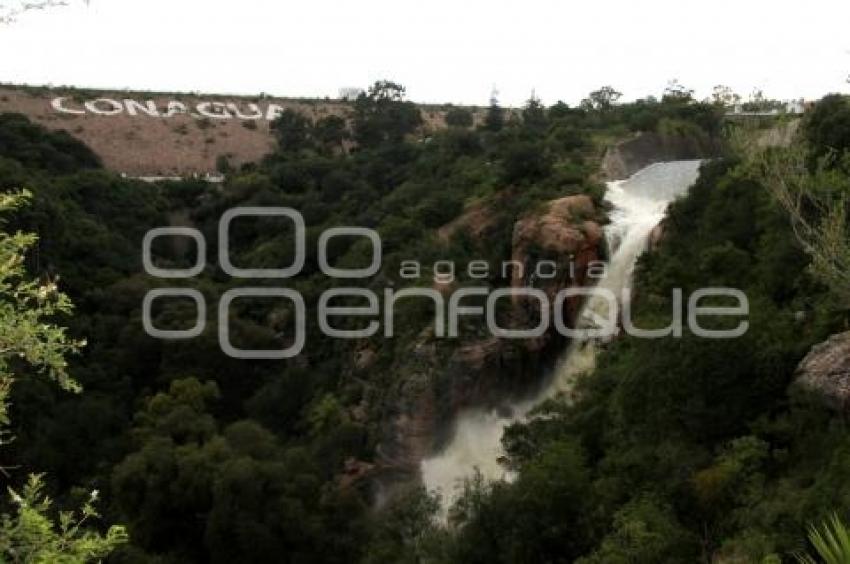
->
0 85 476 176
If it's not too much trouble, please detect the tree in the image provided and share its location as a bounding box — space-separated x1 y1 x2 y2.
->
750 88 766 108
663 79 694 103
581 86 622 111
365 80 407 103
448 442 595 563
112 378 363 563
803 94 850 164
361 486 445 564
577 497 698 563
0 113 101 173
313 115 349 153
444 106 474 128
548 101 572 120
483 87 504 132
353 81 423 147
711 85 741 107
499 137 552 185
521 94 547 132
271 109 312 153
0 190 127 562
215 154 233 174
483 104 504 132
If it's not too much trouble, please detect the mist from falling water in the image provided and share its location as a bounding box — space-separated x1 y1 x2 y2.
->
420 160 703 515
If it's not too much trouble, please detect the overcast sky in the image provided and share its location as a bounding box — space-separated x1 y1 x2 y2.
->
1 0 848 107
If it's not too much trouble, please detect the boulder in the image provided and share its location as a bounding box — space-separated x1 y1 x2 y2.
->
794 331 850 411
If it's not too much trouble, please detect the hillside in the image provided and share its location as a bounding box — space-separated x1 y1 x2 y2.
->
0 84 475 176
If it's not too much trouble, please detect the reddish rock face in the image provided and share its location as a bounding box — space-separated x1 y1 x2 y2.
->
794 331 850 411
512 195 596 260
510 194 603 344
511 195 600 275
338 458 376 490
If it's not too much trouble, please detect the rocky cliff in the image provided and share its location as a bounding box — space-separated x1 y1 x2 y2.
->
510 194 604 349
376 194 604 477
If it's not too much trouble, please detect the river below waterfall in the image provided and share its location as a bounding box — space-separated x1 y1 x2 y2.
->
420 160 703 515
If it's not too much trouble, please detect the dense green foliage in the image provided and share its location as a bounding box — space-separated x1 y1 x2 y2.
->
0 113 100 174
803 94 850 169
6 83 846 563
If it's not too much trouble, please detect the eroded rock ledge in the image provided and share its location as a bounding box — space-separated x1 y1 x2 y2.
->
794 331 850 411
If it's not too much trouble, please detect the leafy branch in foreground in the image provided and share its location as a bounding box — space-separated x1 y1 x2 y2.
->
0 190 127 562
1 474 127 563
0 191 82 437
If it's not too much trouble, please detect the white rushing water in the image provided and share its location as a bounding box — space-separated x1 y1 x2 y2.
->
420 160 703 514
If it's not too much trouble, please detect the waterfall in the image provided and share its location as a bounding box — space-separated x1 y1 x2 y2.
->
420 160 703 515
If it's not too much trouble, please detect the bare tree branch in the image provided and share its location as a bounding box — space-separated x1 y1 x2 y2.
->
0 0 78 24
751 145 850 303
